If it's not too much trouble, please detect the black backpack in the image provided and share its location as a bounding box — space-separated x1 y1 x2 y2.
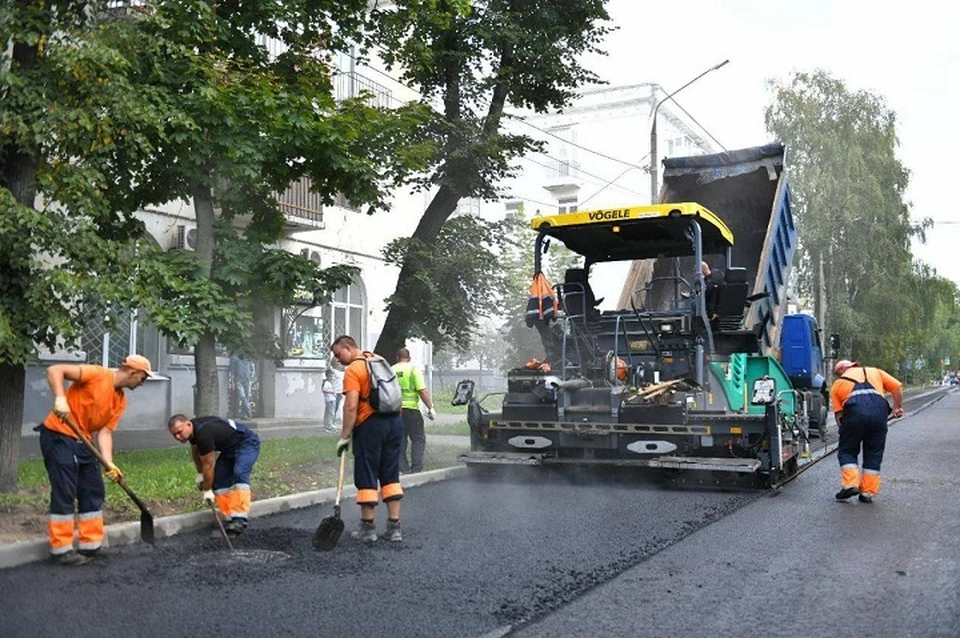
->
839 368 892 423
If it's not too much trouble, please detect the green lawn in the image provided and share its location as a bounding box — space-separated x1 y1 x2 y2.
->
0 436 469 533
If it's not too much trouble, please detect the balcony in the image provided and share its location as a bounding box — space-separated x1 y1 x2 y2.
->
542 160 582 197
335 71 393 108
276 177 325 233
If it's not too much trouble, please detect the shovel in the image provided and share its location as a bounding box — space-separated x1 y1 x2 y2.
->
312 451 347 551
61 415 155 546
207 501 234 551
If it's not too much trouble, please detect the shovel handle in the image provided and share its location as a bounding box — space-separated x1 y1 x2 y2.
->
59 415 155 544
60 415 119 475
208 502 234 551
334 450 346 508
61 416 145 506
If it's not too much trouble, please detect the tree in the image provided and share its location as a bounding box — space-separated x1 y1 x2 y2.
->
109 0 431 415
370 0 612 357
0 1 180 491
0 0 430 490
764 70 930 366
382 214 511 354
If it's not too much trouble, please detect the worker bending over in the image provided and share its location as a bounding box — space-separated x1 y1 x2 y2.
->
830 359 903 503
168 414 261 536
39 354 155 566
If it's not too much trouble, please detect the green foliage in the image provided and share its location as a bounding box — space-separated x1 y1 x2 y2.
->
765 70 958 378
370 0 612 197
115 1 432 380
370 1 612 357
0 4 180 364
383 214 511 352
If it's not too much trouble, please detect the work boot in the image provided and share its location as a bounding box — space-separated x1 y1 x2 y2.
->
835 487 860 500
350 520 377 542
384 520 402 542
51 551 90 567
79 547 121 561
858 493 874 504
210 524 240 539
225 519 247 536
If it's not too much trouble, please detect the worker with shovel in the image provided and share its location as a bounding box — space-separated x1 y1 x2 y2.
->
330 335 404 543
38 354 155 566
167 414 261 537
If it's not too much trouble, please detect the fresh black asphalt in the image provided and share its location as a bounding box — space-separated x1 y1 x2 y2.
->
1 387 955 637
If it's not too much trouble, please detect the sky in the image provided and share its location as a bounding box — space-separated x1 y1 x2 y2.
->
584 0 960 287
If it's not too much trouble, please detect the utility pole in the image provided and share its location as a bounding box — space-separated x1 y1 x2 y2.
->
649 60 729 203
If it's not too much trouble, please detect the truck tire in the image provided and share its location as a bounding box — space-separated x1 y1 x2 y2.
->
808 393 827 439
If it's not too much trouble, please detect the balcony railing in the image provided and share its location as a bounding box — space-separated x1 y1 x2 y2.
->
335 71 393 108
276 176 325 232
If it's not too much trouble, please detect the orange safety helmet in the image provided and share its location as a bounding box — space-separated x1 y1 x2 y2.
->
616 358 628 382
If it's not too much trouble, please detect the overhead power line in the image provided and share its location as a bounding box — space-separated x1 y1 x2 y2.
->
520 155 645 198
579 167 639 207
512 117 647 170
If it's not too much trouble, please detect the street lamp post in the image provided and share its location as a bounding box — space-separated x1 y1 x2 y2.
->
649 59 730 203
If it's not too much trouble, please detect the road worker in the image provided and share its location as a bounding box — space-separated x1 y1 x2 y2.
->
167 414 261 537
392 347 435 474
330 335 404 543
830 359 904 503
39 354 155 566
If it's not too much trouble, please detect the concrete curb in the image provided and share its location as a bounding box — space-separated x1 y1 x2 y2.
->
0 464 467 570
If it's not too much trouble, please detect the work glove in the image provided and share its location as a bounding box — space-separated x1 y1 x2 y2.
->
103 465 124 483
202 490 215 506
426 408 436 421
336 437 350 457
195 473 205 491
53 396 70 418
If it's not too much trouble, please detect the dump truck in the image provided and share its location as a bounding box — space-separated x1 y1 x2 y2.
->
457 143 835 486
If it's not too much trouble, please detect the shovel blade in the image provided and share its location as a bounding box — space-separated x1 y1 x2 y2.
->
312 516 344 551
140 511 155 546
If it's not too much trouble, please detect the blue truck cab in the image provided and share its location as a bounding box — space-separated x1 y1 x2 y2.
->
780 313 826 391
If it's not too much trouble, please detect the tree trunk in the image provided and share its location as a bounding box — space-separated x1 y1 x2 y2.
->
375 184 462 357
192 184 220 415
0 364 26 492
194 333 219 415
0 40 40 493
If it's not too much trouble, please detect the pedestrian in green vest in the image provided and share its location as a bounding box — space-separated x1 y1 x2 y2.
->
392 348 435 473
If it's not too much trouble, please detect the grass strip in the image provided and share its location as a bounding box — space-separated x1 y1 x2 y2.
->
0 436 469 528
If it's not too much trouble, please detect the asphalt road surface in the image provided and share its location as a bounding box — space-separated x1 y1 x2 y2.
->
1 387 955 638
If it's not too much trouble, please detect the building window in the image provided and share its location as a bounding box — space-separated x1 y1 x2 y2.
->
558 196 578 214
457 198 480 217
283 276 366 358
504 200 523 218
283 306 328 359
